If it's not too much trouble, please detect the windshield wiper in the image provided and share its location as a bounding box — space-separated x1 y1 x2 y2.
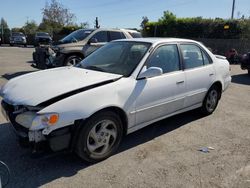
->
84 65 105 72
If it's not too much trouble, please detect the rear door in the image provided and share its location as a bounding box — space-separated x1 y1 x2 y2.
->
109 31 126 40
179 43 215 108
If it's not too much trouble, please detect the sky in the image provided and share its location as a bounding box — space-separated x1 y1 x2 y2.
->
0 0 250 29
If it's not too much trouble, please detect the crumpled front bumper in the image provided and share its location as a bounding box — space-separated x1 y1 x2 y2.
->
1 100 73 152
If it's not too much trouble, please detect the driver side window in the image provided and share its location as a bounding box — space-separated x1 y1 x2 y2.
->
91 31 108 43
146 44 180 74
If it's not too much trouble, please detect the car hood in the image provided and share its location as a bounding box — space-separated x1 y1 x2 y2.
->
36 36 52 39
0 67 122 106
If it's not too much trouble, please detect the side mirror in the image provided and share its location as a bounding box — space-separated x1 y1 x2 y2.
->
138 67 163 79
88 38 98 44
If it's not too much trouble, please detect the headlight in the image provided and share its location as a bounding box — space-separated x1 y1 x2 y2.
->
16 112 59 130
15 111 36 128
30 113 59 130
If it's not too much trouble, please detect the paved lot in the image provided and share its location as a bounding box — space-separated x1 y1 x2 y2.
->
0 47 249 188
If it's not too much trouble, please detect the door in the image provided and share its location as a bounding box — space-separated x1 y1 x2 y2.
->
83 31 109 57
179 44 216 108
135 44 186 125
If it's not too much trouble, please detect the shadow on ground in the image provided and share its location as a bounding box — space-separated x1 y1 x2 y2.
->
231 73 250 85
0 110 204 187
1 71 36 80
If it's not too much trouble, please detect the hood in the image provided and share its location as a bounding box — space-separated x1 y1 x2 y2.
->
0 67 122 106
36 36 52 40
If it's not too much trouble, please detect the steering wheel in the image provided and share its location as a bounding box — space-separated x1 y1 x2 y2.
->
0 161 10 188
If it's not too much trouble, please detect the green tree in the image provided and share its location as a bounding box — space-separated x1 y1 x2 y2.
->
22 20 38 34
11 27 25 33
1 18 10 43
158 11 176 24
140 16 149 29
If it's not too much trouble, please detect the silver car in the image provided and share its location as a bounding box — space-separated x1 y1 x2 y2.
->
49 28 142 67
9 32 27 47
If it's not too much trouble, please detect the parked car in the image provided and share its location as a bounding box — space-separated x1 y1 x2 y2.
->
9 32 27 47
0 38 231 162
241 52 250 75
34 32 52 46
47 28 142 67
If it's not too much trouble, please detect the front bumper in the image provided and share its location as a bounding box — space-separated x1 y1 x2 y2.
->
51 53 66 67
1 100 73 152
10 40 26 45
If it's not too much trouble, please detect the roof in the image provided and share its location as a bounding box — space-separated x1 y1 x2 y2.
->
115 37 200 45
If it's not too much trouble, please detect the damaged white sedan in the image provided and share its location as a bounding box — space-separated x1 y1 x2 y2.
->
0 38 231 162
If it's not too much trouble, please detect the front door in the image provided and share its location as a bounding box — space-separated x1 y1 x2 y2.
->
83 31 108 57
135 44 186 125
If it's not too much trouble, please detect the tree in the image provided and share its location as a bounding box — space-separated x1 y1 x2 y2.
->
80 22 89 28
22 20 38 34
1 18 9 29
41 0 76 27
11 27 25 33
1 18 10 43
158 11 176 24
140 16 149 29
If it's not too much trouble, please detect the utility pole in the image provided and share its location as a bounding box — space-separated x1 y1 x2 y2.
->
95 17 100 28
231 0 235 19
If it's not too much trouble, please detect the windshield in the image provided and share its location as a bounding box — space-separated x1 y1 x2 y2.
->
77 41 151 77
36 32 49 37
61 29 94 43
12 32 24 37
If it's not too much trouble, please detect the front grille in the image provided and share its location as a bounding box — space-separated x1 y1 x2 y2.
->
1 100 29 137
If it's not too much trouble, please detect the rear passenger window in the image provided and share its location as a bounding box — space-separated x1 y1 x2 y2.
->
201 50 211 65
146 44 180 73
109 31 126 41
180 44 204 69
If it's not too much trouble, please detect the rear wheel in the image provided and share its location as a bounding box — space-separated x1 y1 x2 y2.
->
75 111 123 163
64 55 82 66
201 85 220 115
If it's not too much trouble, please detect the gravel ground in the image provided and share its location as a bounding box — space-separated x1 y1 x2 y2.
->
0 47 249 188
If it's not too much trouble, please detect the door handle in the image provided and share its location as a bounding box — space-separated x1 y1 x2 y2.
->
176 80 184 84
209 73 214 76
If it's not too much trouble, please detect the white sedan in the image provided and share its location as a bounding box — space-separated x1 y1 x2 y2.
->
0 38 231 162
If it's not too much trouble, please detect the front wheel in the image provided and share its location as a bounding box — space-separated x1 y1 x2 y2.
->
75 111 123 163
201 86 220 115
64 55 82 66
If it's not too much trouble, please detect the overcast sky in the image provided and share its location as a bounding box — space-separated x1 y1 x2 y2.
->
1 0 249 29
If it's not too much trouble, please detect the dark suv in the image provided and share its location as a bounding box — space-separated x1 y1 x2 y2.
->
9 32 27 47
35 32 52 46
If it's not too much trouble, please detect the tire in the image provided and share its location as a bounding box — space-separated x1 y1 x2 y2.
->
75 111 123 163
201 85 220 115
64 55 82 66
